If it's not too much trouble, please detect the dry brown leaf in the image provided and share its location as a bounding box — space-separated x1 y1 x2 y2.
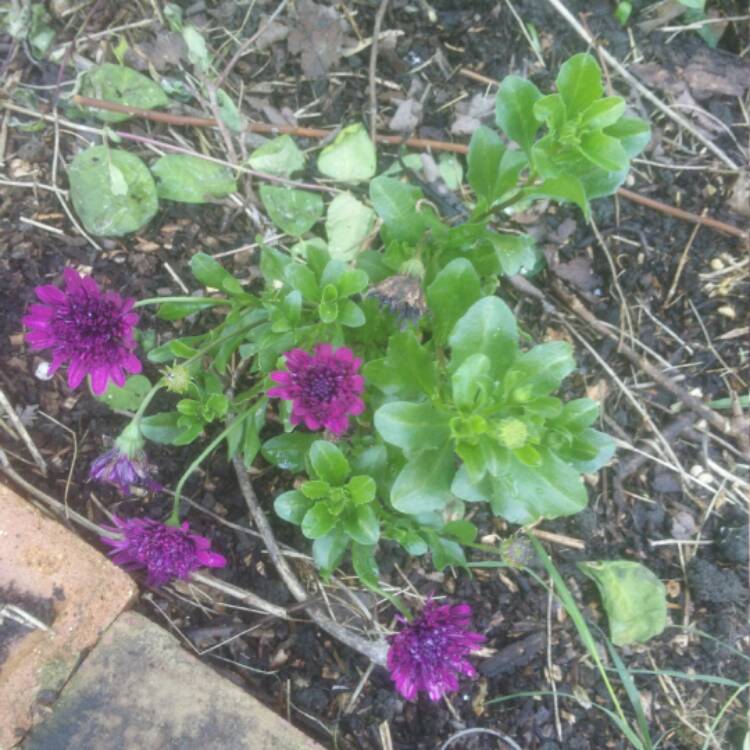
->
287 0 349 77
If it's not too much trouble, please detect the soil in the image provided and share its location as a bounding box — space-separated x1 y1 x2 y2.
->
1 2 748 749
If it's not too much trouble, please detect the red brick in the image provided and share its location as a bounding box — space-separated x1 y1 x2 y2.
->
0 482 136 747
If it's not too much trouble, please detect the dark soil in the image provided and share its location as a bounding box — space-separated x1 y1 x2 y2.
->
1 2 748 749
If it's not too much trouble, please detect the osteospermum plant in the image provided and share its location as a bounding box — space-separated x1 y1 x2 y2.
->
24 52 670 705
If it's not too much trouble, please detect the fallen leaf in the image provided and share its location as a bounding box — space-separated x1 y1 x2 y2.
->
287 0 349 77
255 13 289 51
389 98 422 132
450 93 495 135
728 169 750 218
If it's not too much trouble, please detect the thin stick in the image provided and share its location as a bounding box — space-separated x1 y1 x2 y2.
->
543 0 739 170
0 388 47 475
66 95 748 241
368 0 391 143
232 455 389 666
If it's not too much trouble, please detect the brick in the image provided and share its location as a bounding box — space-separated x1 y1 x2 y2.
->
23 611 324 750
0 482 137 748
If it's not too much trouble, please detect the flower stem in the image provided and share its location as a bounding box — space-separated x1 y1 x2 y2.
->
166 411 249 526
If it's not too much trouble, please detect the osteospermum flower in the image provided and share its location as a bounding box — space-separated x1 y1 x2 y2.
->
268 344 365 435
101 516 227 587
387 599 485 702
23 268 141 395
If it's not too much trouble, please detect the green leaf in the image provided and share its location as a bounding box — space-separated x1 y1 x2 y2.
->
581 97 626 131
325 192 375 261
604 117 651 158
216 89 244 132
309 440 350 485
449 297 519 378
351 543 380 588
578 131 628 172
560 428 616 474
140 412 182 444
467 126 504 202
443 519 478 545
427 534 467 571
363 330 437 398
556 53 603 116
438 153 463 190
312 529 349 574
68 146 158 237
95 375 151 411
489 447 588 523
301 502 338 539
347 475 376 505
28 4 55 58
300 480 331 500
525 176 590 220
391 444 454 514
247 135 305 176
336 268 369 298
274 490 312 525
369 176 442 243
183 25 211 73
552 398 600 431
495 75 543 153
191 253 242 293
284 262 319 301
317 123 376 182
451 353 491 410
80 64 169 123
343 504 379 545
484 232 539 276
578 560 667 646
374 401 450 453
338 300 365 327
259 185 324 236
151 155 237 203
426 259 482 343
533 94 566 131
156 298 222 320
261 432 317 472
504 341 575 399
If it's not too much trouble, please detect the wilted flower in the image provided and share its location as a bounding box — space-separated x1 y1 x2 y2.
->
387 599 485 702
89 423 159 496
101 516 227 586
268 344 365 435
90 448 160 495
23 268 141 395
368 274 426 327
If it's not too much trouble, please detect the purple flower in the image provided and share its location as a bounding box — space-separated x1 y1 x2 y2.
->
101 516 227 586
387 599 485 702
268 344 365 435
90 447 161 496
23 268 141 395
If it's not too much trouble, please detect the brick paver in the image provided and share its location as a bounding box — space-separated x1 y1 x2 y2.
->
23 611 324 750
0 482 137 748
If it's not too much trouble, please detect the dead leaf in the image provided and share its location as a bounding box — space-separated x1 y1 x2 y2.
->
554 256 602 293
255 14 289 51
728 170 750 218
389 98 422 133
450 92 495 135
287 0 349 77
671 510 696 539
128 31 187 72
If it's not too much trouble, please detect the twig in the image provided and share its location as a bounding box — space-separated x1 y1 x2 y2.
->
70 95 468 153
368 0 391 143
550 281 742 440
529 528 585 551
215 0 290 89
0 388 47 475
543 0 740 170
67 95 749 241
232 455 389 666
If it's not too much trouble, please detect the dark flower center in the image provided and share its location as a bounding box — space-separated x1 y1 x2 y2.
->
53 294 124 358
301 364 341 404
132 526 196 579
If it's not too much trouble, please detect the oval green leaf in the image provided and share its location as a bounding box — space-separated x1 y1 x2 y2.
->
151 155 237 203
68 146 158 236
